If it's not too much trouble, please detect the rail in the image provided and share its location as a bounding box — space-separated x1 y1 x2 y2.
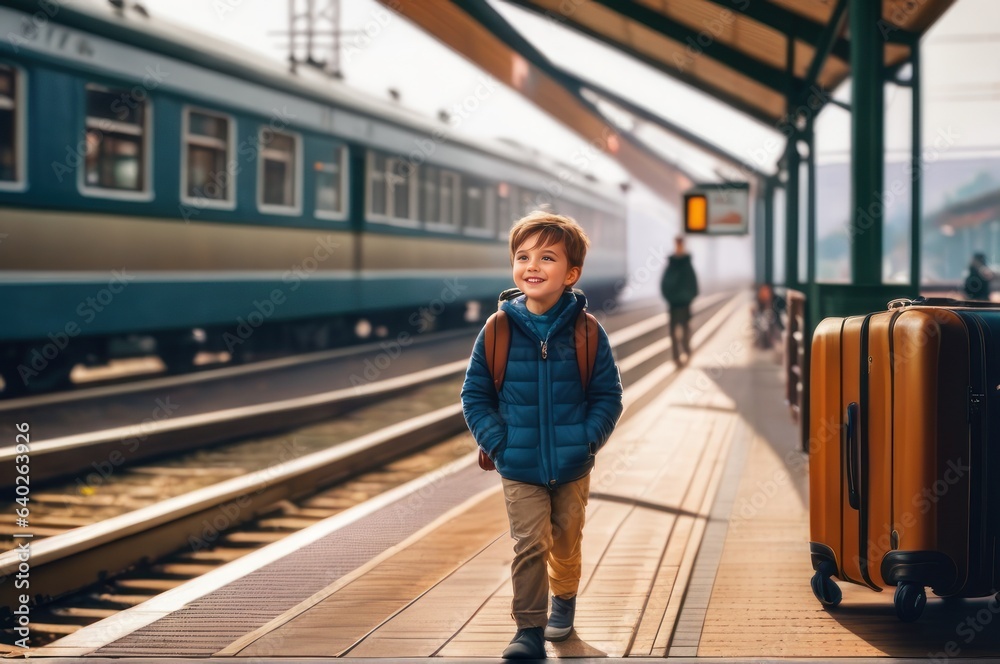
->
0 294 741 616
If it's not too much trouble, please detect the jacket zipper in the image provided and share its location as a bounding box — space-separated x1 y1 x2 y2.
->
539 338 556 485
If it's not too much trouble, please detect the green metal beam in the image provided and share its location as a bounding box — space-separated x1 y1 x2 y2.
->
910 40 923 290
784 33 800 289
698 0 853 58
805 125 817 285
588 0 805 98
502 0 782 127
784 137 801 289
850 0 885 286
827 97 851 112
454 1 769 178
701 0 913 52
576 82 769 178
796 0 848 108
763 178 775 285
449 0 702 183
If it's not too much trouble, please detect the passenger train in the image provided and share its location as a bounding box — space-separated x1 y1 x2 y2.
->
0 0 630 395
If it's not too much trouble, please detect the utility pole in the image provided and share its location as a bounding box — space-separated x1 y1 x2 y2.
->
278 0 355 78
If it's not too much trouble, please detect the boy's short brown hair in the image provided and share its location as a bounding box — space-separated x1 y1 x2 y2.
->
509 210 590 269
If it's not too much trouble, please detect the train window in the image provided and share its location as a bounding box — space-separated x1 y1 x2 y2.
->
439 170 460 229
576 206 592 239
419 164 440 223
315 144 347 219
559 200 574 223
182 108 233 206
83 84 148 194
484 185 497 235
387 157 413 220
0 65 22 187
496 182 513 238
367 151 416 225
259 129 300 212
368 151 388 216
518 189 537 216
583 208 599 243
462 176 493 236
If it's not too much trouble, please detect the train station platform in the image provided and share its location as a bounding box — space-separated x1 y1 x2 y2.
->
31 299 1000 662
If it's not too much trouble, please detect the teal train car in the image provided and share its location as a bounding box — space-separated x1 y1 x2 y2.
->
0 1 630 395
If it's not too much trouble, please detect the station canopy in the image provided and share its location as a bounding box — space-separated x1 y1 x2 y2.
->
381 0 957 195
498 0 954 126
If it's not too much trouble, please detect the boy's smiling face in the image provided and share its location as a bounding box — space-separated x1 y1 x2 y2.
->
512 234 581 315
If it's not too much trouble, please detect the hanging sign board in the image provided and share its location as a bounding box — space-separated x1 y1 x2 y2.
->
684 182 750 235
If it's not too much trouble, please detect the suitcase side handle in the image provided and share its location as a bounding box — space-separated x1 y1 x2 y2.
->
844 402 860 510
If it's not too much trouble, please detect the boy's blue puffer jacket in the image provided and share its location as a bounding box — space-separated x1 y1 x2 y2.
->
461 290 623 487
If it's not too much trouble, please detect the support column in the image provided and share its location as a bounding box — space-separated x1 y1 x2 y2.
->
806 125 817 285
763 178 774 285
784 136 801 288
910 39 923 291
850 0 885 286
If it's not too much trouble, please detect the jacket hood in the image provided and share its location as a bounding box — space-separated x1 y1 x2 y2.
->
500 288 587 341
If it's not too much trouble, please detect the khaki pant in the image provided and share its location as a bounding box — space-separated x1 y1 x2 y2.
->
501 474 590 629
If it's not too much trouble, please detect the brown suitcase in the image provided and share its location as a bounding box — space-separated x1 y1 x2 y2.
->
809 297 1000 621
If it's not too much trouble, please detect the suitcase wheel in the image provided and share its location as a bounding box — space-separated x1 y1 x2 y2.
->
893 583 926 622
810 563 842 608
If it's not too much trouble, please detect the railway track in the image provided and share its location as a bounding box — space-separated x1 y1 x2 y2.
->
0 299 671 488
0 292 744 650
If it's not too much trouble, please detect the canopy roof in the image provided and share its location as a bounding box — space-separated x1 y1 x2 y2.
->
502 0 955 126
381 0 957 195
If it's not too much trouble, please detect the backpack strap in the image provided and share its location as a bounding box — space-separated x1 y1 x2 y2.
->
483 310 510 392
485 307 598 392
574 311 600 388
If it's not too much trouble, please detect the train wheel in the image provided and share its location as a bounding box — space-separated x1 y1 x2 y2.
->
0 362 28 397
157 339 198 374
3 352 73 395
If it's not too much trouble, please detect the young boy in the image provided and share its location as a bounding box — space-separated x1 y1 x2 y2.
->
461 210 623 659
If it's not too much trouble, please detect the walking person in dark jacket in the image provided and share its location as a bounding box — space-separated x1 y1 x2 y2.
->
660 235 699 365
461 211 623 659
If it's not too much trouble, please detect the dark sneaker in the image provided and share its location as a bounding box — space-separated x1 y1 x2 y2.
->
502 626 546 659
544 595 576 641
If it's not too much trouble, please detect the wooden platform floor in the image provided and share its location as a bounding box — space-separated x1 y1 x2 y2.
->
224 307 1000 660
45 303 1000 661
697 357 1000 658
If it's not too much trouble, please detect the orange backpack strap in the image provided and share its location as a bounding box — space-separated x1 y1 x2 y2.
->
574 311 600 389
486 308 596 391
483 310 510 392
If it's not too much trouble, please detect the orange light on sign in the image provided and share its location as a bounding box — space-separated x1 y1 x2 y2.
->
685 194 707 233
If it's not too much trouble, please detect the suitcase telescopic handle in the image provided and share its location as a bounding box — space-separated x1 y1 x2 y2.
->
844 402 860 510
888 296 999 309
